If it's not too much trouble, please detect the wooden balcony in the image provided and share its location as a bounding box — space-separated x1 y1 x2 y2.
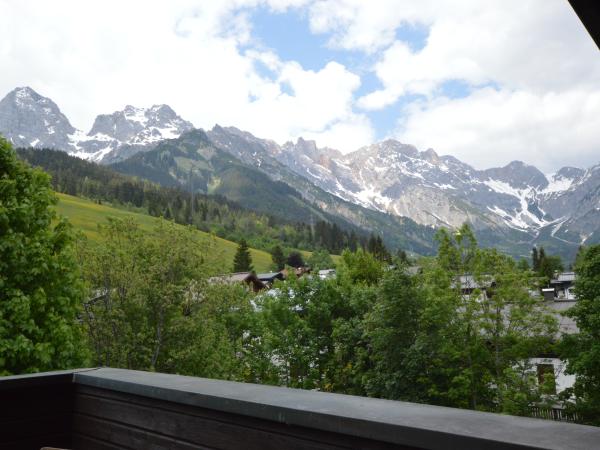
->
1 367 599 449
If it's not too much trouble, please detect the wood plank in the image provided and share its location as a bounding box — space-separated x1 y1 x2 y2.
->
73 414 212 450
72 433 131 450
75 386 407 450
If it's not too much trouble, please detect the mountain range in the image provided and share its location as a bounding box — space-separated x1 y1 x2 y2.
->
2 86 599 260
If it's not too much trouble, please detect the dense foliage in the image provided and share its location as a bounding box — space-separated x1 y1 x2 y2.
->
532 246 564 281
0 139 86 375
561 245 600 425
69 219 567 418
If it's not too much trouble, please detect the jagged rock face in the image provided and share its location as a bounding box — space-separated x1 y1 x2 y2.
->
0 87 193 163
0 87 76 150
87 104 192 144
203 126 600 254
74 104 194 163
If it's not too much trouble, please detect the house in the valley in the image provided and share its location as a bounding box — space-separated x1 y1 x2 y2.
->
452 272 578 410
455 274 495 298
257 271 285 288
549 272 577 300
208 272 265 292
531 273 579 401
318 269 336 279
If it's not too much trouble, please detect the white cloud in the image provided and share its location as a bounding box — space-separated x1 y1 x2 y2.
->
1 0 599 169
397 87 600 171
306 0 600 169
0 0 370 153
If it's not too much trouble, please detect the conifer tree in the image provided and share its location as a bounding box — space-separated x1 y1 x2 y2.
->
233 238 253 272
532 247 539 271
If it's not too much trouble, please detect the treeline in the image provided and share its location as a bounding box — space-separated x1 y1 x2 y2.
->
16 148 375 255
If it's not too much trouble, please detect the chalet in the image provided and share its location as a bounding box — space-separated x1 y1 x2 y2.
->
452 274 495 298
208 272 265 292
450 273 578 404
257 271 285 287
530 273 579 401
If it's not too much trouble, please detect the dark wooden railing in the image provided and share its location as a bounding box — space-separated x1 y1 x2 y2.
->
1 368 599 450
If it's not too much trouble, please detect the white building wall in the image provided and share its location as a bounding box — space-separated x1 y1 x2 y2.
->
528 357 576 393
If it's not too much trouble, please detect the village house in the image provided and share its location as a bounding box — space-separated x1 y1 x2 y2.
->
208 272 265 292
447 272 579 410
257 271 285 288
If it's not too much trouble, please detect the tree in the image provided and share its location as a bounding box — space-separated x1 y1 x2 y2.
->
417 224 557 412
233 238 253 272
307 249 335 271
286 251 305 268
337 249 383 286
533 246 563 281
270 245 286 271
77 217 213 370
517 258 530 272
538 255 563 281
396 249 409 264
0 138 86 375
561 245 600 425
532 247 539 272
362 267 425 401
367 234 391 262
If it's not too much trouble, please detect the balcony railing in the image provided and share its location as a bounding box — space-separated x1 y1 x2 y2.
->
1 367 599 449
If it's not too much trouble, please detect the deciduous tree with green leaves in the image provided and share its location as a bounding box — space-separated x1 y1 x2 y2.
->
307 249 335 271
561 245 600 425
77 217 213 371
0 138 87 375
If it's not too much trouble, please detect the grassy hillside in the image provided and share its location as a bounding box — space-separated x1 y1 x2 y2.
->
55 193 274 272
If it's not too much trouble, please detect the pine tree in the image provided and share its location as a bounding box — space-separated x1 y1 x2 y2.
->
532 247 539 271
233 238 253 272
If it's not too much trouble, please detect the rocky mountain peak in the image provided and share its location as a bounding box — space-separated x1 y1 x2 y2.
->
555 166 585 181
0 86 75 149
422 148 440 164
483 160 548 190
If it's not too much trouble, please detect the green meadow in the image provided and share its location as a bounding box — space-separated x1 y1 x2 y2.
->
55 193 274 272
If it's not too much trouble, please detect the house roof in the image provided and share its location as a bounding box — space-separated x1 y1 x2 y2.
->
551 272 576 284
208 272 265 288
257 272 285 281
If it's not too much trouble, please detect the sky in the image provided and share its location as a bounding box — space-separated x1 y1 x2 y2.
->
1 0 599 172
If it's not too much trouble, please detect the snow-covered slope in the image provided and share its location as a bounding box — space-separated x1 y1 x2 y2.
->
0 87 193 163
206 126 600 257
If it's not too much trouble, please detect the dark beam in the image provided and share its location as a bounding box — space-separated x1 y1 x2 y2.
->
569 0 600 50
